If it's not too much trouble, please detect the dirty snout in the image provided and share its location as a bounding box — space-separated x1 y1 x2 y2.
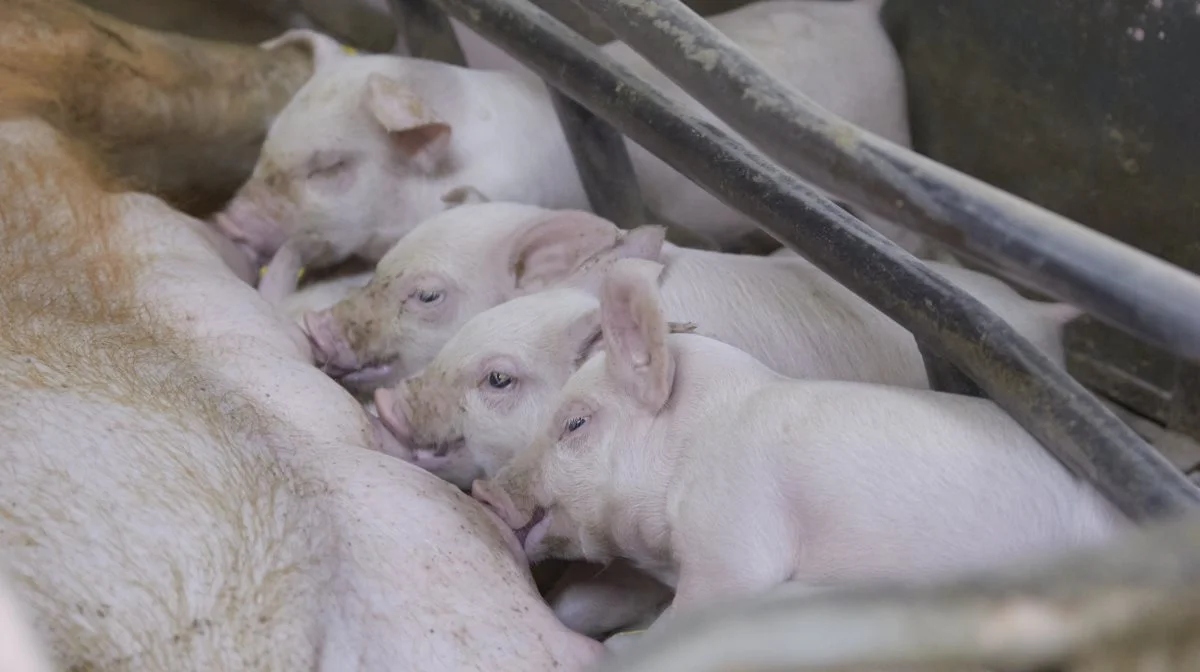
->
374 383 481 489
212 181 291 266
471 477 550 558
367 411 414 463
303 309 364 377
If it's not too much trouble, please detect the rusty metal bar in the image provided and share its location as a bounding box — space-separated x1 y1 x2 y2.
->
596 510 1200 672
426 0 1200 520
568 0 1200 364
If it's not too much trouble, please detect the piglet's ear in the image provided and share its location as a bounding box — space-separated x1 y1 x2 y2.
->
509 210 621 293
566 225 667 297
261 29 351 73
364 73 452 173
601 258 674 412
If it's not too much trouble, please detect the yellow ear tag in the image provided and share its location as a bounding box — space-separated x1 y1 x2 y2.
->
258 265 307 282
340 44 358 55
611 629 646 638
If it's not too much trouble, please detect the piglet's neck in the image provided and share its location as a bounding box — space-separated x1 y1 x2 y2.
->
664 335 784 431
617 335 784 571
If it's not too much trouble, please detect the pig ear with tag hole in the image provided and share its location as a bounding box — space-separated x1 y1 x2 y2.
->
509 210 622 292
364 73 452 173
440 186 492 209
261 29 352 73
601 258 673 412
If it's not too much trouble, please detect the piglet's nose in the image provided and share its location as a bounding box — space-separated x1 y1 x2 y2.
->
374 387 414 445
303 310 357 375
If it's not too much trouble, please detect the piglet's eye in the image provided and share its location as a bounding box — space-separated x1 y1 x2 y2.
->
416 289 444 304
565 416 587 433
487 372 514 389
307 160 347 179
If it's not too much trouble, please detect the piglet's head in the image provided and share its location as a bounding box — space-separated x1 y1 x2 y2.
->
215 39 457 271
300 258 459 392
473 258 682 564
372 288 606 490
302 203 662 390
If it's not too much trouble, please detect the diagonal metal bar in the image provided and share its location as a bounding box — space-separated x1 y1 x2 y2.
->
568 0 1200 364
547 88 647 229
388 0 467 65
428 0 1200 520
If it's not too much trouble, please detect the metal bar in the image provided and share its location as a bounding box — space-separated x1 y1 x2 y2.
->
917 341 985 399
1171 363 1200 441
427 0 1200 520
547 89 719 251
596 510 1200 672
547 87 647 228
388 0 467 65
568 0 1200 364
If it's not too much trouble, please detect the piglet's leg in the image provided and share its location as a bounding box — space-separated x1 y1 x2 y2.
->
653 505 799 632
258 241 303 305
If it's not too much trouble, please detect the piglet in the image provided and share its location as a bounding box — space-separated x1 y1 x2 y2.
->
310 203 1080 396
471 258 1126 629
214 0 920 299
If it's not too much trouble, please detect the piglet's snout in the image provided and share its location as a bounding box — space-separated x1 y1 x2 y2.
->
367 412 414 463
374 386 415 446
470 479 521 528
471 479 545 548
212 193 287 263
471 480 532 566
303 310 360 376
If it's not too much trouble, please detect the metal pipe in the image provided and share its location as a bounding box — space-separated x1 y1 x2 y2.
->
917 342 985 399
569 0 1200 364
427 0 1200 520
597 511 1200 672
388 0 467 65
547 89 719 250
547 87 648 228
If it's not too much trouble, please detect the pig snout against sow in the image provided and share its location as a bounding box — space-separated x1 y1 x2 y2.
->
375 384 484 490
304 308 361 377
212 182 292 268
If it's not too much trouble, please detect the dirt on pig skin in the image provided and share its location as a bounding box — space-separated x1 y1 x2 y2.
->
0 0 316 217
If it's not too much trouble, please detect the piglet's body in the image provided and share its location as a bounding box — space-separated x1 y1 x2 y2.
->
475 259 1126 625
216 0 916 299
